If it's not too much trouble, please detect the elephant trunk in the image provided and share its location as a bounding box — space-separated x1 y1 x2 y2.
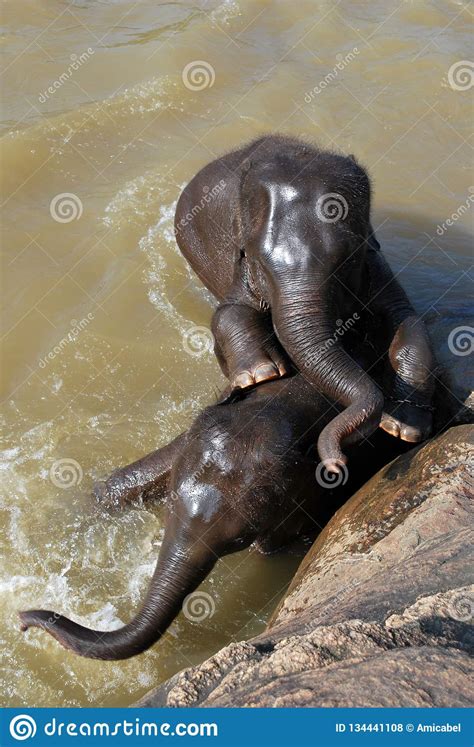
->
272 278 384 472
19 532 215 660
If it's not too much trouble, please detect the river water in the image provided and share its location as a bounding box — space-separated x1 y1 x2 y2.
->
1 0 472 706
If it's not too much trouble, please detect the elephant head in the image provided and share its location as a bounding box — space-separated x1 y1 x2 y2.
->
19 376 326 660
239 149 384 472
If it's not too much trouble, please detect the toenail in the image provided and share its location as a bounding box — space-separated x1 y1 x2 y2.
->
254 363 278 382
400 427 422 443
233 372 254 389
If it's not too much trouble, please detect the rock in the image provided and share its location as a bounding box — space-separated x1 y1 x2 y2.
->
138 425 473 708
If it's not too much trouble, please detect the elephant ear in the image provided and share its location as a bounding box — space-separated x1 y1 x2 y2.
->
238 158 254 242
346 155 378 251
239 158 272 251
234 158 253 256
367 221 381 253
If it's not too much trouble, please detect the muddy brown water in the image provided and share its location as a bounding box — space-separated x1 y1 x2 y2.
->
1 0 472 706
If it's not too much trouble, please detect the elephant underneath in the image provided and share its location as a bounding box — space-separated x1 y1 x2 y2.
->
19 368 404 661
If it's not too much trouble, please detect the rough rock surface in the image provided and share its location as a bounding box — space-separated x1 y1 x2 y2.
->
139 425 473 708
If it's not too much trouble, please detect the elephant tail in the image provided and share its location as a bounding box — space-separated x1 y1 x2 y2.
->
19 536 216 660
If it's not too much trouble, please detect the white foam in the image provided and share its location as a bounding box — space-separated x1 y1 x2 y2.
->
0 575 38 594
210 0 241 25
85 602 124 631
51 375 63 393
6 76 173 144
0 446 20 467
103 171 167 229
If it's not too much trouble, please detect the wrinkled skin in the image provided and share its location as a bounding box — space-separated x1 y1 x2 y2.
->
19 372 405 661
174 135 436 471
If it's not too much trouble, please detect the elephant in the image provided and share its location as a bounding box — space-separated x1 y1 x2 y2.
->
174 134 436 473
19 368 404 661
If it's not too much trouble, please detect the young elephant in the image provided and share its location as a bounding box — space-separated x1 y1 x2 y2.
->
19 375 361 661
175 134 435 472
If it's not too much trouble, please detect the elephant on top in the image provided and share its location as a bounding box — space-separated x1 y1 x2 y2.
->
174 134 435 473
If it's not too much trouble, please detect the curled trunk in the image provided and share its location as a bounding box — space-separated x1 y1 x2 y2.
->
272 280 384 471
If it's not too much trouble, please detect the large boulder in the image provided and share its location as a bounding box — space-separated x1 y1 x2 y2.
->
139 425 473 707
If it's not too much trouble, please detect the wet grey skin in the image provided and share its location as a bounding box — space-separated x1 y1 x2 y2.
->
18 368 408 661
174 134 436 472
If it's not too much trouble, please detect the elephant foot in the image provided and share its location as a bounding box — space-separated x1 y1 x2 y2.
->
212 302 292 391
232 355 289 390
380 401 433 443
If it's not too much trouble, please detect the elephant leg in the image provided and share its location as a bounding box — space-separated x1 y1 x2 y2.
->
379 317 435 442
94 431 187 507
211 302 291 390
366 248 435 443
